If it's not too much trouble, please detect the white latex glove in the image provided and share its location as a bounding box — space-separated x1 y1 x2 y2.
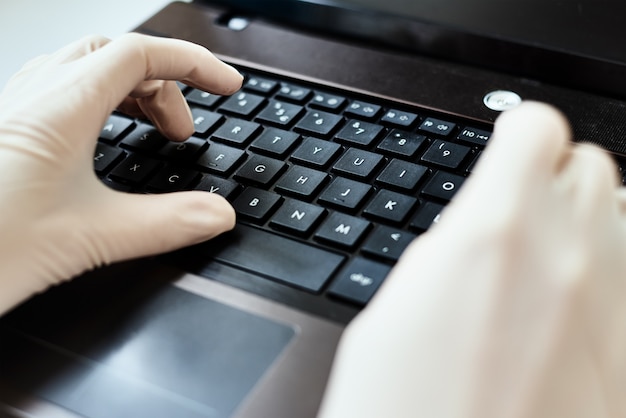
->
0 34 243 315
319 102 626 418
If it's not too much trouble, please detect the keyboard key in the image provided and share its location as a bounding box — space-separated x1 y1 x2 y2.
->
99 114 135 144
318 177 372 211
269 198 326 235
94 143 125 174
315 212 371 249
194 175 240 200
409 201 445 231
361 225 417 261
421 171 466 201
212 117 260 146
276 83 312 103
109 153 160 185
294 110 343 137
332 147 384 179
190 108 223 137
234 154 286 186
376 159 428 191
219 91 265 117
335 120 384 147
419 117 457 137
274 165 328 199
256 100 303 127
310 91 346 111
244 76 278 95
376 129 427 158
457 127 492 146
186 89 222 108
328 257 391 305
119 124 168 153
232 187 282 222
250 127 300 157
159 136 208 161
146 165 200 193
345 100 381 120
380 109 418 127
196 143 246 175
194 224 345 292
290 137 342 168
421 140 471 169
362 189 417 224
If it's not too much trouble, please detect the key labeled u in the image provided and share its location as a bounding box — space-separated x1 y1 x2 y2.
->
353 158 365 166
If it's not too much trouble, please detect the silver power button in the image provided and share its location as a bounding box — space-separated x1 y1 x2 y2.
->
483 90 522 111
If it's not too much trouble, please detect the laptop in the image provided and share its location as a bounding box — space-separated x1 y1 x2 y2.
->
1 1 626 417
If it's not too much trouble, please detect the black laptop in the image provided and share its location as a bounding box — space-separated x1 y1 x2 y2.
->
2 1 626 417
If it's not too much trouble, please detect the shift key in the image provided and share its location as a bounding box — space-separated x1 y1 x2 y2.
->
193 224 345 292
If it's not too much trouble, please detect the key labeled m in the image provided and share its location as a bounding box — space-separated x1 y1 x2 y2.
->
334 224 351 235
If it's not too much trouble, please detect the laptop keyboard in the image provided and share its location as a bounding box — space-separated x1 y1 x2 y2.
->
95 67 492 317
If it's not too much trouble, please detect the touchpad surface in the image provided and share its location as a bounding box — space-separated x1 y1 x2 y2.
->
1 280 295 418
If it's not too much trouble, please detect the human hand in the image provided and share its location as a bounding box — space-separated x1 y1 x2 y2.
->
0 34 243 315
319 102 626 418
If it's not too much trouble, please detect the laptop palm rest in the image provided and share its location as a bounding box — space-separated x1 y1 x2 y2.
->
0 263 295 418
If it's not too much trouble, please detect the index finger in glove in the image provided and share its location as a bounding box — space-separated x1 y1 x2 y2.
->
80 33 243 118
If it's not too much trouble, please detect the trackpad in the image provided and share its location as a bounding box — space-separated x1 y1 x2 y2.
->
1 284 295 418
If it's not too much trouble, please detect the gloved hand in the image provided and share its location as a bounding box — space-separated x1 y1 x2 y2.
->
319 102 626 418
0 34 243 315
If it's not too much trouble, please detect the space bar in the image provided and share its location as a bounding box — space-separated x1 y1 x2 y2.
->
197 224 345 292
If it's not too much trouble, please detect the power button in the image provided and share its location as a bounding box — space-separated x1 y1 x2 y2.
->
483 90 522 111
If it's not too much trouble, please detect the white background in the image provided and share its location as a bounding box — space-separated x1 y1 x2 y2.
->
0 0 188 88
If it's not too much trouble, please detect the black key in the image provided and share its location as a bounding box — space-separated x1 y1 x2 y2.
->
409 201 445 231
219 91 265 117
294 110 343 137
94 143 125 174
335 119 383 147
146 166 200 193
421 140 471 169
318 177 372 211
332 147 384 179
274 165 328 199
362 189 417 224
419 117 457 137
290 137 342 168
190 108 223 137
186 89 222 108
276 83 312 103
344 100 381 120
234 154 286 186
250 127 300 157
99 114 135 144
197 143 246 175
362 225 417 261
119 124 168 153
194 175 240 200
244 75 278 95
195 224 345 292
314 212 371 249
256 100 303 127
212 118 260 146
421 171 466 201
232 187 282 222
380 109 418 128
310 91 346 111
376 159 428 191
269 198 326 235
466 151 482 173
159 136 208 161
376 129 427 158
457 127 492 146
328 257 391 305
109 153 160 185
